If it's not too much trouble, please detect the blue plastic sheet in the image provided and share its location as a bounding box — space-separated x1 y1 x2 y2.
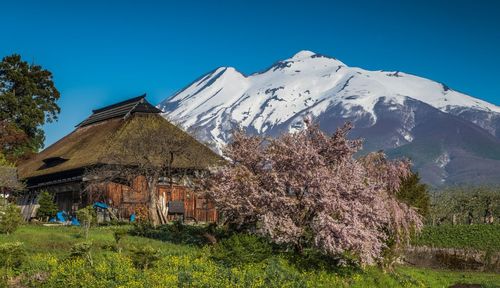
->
71 217 80 226
93 202 109 209
56 211 67 222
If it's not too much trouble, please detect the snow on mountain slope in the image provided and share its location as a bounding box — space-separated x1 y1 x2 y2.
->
159 50 500 186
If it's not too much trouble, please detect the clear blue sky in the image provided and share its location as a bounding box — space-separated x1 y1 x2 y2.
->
2 0 500 147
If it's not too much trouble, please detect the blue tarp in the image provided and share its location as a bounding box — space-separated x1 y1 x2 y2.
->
71 217 80 226
56 211 68 222
93 202 109 209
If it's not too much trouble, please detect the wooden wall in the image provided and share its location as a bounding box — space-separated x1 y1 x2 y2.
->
90 178 217 223
157 185 217 223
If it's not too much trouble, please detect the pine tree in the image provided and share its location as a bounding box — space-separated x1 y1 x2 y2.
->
396 173 430 218
36 191 58 221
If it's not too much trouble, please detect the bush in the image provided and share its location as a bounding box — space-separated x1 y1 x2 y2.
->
0 203 23 234
131 245 161 270
36 191 58 221
76 206 96 239
210 234 273 266
0 242 26 270
69 242 93 266
131 221 228 246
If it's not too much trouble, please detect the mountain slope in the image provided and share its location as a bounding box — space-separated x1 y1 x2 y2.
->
159 51 500 186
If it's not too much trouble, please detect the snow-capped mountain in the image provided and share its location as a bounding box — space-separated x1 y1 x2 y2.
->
159 50 500 186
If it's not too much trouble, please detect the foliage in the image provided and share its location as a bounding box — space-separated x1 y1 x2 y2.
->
76 206 96 239
0 153 13 168
131 221 228 246
396 173 430 218
0 225 499 287
205 121 422 265
36 191 57 221
113 227 128 244
69 242 93 266
130 245 161 270
430 186 499 225
7 250 500 288
0 203 23 234
0 241 26 286
210 233 273 266
0 241 25 270
412 224 500 251
0 54 60 161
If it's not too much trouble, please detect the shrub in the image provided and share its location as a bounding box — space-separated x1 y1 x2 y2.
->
112 227 128 253
36 191 58 221
0 242 26 271
131 245 161 270
131 221 228 246
76 206 96 239
69 241 93 266
210 234 273 266
0 203 23 234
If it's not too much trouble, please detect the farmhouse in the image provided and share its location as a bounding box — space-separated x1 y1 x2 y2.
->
17 95 221 222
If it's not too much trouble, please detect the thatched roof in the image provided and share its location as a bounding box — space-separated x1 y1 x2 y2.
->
18 96 222 180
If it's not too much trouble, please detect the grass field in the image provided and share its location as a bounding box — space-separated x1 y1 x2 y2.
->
0 225 499 288
412 224 500 251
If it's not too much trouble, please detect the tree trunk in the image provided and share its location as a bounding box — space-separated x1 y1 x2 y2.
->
147 177 160 226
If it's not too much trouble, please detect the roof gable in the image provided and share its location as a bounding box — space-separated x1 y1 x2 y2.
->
76 94 162 128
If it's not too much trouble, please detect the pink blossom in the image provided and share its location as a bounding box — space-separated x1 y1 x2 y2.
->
206 122 422 265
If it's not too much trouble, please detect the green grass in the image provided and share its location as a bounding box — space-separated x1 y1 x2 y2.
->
413 224 500 251
0 225 499 287
0 224 198 258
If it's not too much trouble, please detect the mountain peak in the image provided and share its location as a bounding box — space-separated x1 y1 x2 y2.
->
291 50 317 60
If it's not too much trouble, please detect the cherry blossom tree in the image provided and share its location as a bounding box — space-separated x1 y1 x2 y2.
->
206 121 422 265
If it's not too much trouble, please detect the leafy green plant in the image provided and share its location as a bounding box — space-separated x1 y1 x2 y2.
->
210 234 273 266
36 191 58 221
0 203 23 234
76 206 96 239
112 227 128 253
0 242 26 285
0 242 25 270
69 241 93 266
131 245 161 270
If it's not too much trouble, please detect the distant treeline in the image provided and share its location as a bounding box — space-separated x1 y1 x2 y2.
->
428 186 499 226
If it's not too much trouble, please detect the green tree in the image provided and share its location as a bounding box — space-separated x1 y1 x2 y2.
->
396 173 430 218
36 191 58 221
0 54 60 161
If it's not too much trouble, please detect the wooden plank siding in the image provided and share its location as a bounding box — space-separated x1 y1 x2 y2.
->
90 178 217 223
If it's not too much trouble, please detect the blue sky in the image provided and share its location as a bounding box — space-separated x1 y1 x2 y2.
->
2 0 500 147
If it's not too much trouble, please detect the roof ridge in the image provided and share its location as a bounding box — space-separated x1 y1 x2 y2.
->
76 94 161 128
92 94 146 113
